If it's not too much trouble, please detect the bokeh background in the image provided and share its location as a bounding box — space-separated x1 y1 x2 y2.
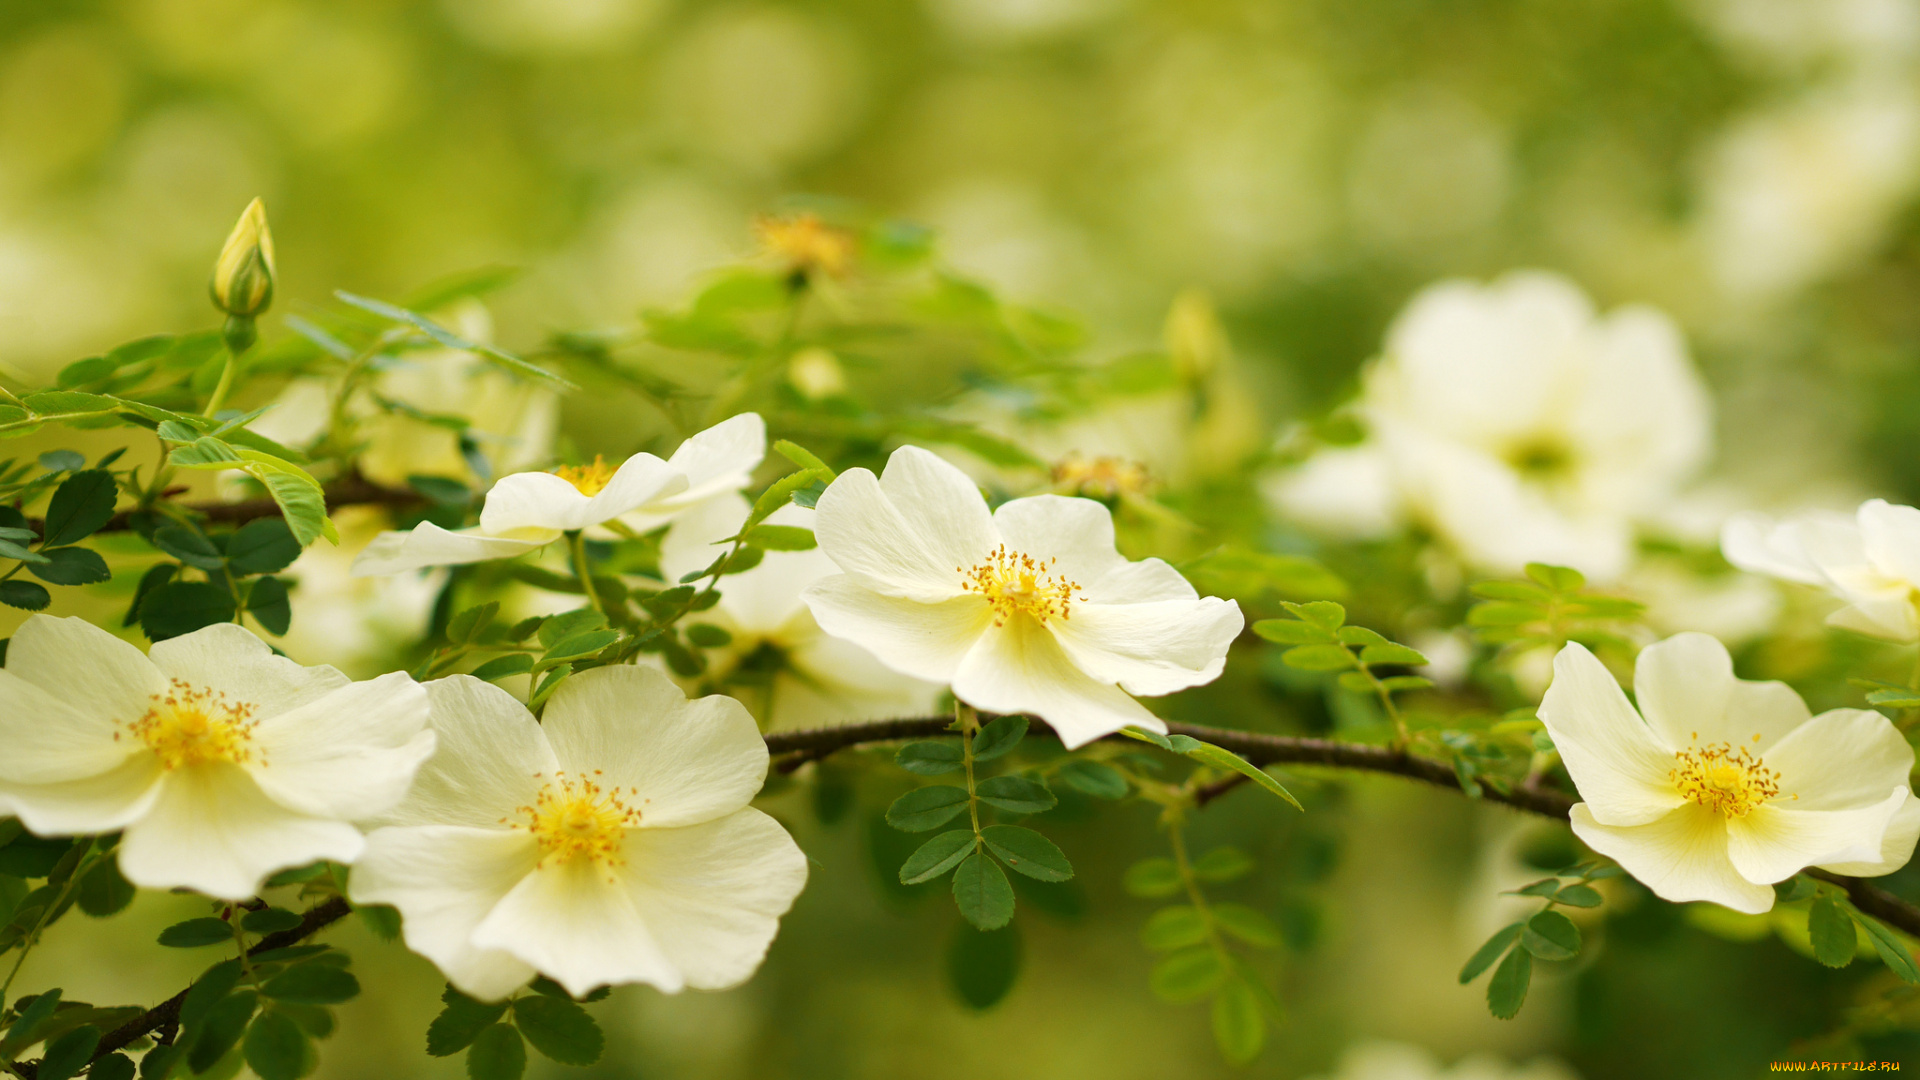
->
10 0 1920 1075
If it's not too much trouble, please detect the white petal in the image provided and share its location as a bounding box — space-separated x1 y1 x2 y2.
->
951 615 1165 750
1725 787 1908 884
7 615 167 728
350 522 550 576
778 627 944 730
149 623 351 719
471 856 682 997
662 496 828 632
812 453 993 601
1721 512 1826 585
1537 643 1685 826
1049 597 1242 697
1828 597 1919 641
375 676 559 829
246 673 435 820
118 764 364 900
349 825 540 1001
991 496 1132 595
658 492 751 585
1261 445 1403 539
1570 803 1774 913
540 666 767 828
802 576 988 682
478 472 592 535
1566 304 1710 491
1860 499 1920 587
623 808 808 990
579 453 690 526
1762 707 1915 811
0 753 166 835
0 670 141 784
1632 631 1809 753
620 414 768 531
1821 793 1920 877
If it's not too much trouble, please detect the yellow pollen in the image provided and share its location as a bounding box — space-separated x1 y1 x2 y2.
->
552 455 615 496
515 772 641 875
959 544 1083 627
755 213 856 278
125 679 260 770
1671 739 1786 818
1051 453 1153 499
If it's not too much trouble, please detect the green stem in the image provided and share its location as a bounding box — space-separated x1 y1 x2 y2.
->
960 704 983 844
567 531 602 614
0 844 96 1007
1167 816 1229 957
203 346 246 419
1350 653 1409 750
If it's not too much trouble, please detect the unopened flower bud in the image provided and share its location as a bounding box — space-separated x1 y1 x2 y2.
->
210 197 276 318
788 347 847 399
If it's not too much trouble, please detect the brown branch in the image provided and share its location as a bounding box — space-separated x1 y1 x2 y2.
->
25 473 424 537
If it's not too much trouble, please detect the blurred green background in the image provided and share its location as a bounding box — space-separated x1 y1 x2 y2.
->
10 0 1920 1075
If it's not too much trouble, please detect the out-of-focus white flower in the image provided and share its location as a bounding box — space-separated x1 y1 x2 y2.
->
1309 1041 1581 1080
276 505 444 675
659 495 942 730
351 413 764 576
0 616 433 900
1723 498 1920 641
802 446 1242 748
1268 271 1712 581
1540 632 1920 914
1628 558 1782 646
349 668 807 1000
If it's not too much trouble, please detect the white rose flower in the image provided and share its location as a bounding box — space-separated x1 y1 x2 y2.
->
1539 632 1920 914
349 667 807 1000
351 413 765 576
659 494 943 730
1722 497 1920 641
1310 1040 1581 1080
801 445 1243 749
1268 271 1711 580
0 616 434 900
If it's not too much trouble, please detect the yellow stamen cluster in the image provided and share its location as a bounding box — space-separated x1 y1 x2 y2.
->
552 455 615 497
515 771 642 876
755 213 855 278
959 545 1083 627
124 679 260 769
1051 453 1152 499
1671 734 1786 818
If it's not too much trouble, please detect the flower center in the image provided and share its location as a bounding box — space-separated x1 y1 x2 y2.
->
125 679 260 769
1505 438 1576 481
1670 735 1786 818
959 544 1083 627
552 456 615 496
516 772 641 871
1052 454 1152 499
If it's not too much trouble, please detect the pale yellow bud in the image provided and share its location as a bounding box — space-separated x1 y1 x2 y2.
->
210 197 276 318
788 346 847 399
1164 287 1226 382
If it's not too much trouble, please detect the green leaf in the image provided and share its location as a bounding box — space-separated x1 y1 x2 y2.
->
0 580 50 610
1191 846 1255 883
1211 977 1266 1065
538 609 606 647
242 907 302 934
246 576 292 636
1553 883 1603 908
159 917 235 948
542 630 620 663
1379 675 1435 692
511 994 603 1065
975 775 1056 814
77 853 135 917
1848 908 1920 984
1460 923 1524 984
1250 619 1335 645
1336 626 1389 646
1774 875 1818 903
980 825 1073 882
746 468 831 529
466 1024 527 1080
37 1023 101 1080
970 716 1028 761
1866 689 1920 708
151 525 225 570
1141 906 1209 950
28 546 110 585
895 741 964 776
1119 727 1173 750
1810 896 1857 968
952 852 1016 930
444 602 500 645
246 455 336 546
91 1053 136 1080
428 987 510 1057
335 291 577 390
741 524 816 550
885 786 971 832
260 965 360 1005
1213 903 1283 949
1150 946 1226 1003
226 519 302 576
409 475 473 507
684 622 730 647
1359 642 1428 667
1124 858 1183 898
1179 742 1303 810
900 830 976 884
1468 602 1543 627
1486 946 1532 1019
771 439 835 477
359 903 402 941
1469 580 1553 603
1057 760 1128 799
42 470 116 547
186 993 257 1074
140 581 237 641
1508 878 1562 898
1280 599 1345 630
1525 562 1586 592
470 654 534 682
5 988 59 1045
180 960 245 1030
947 923 1021 1010
1521 910 1581 961
168 437 244 468
1279 644 1352 671
243 1010 313 1080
